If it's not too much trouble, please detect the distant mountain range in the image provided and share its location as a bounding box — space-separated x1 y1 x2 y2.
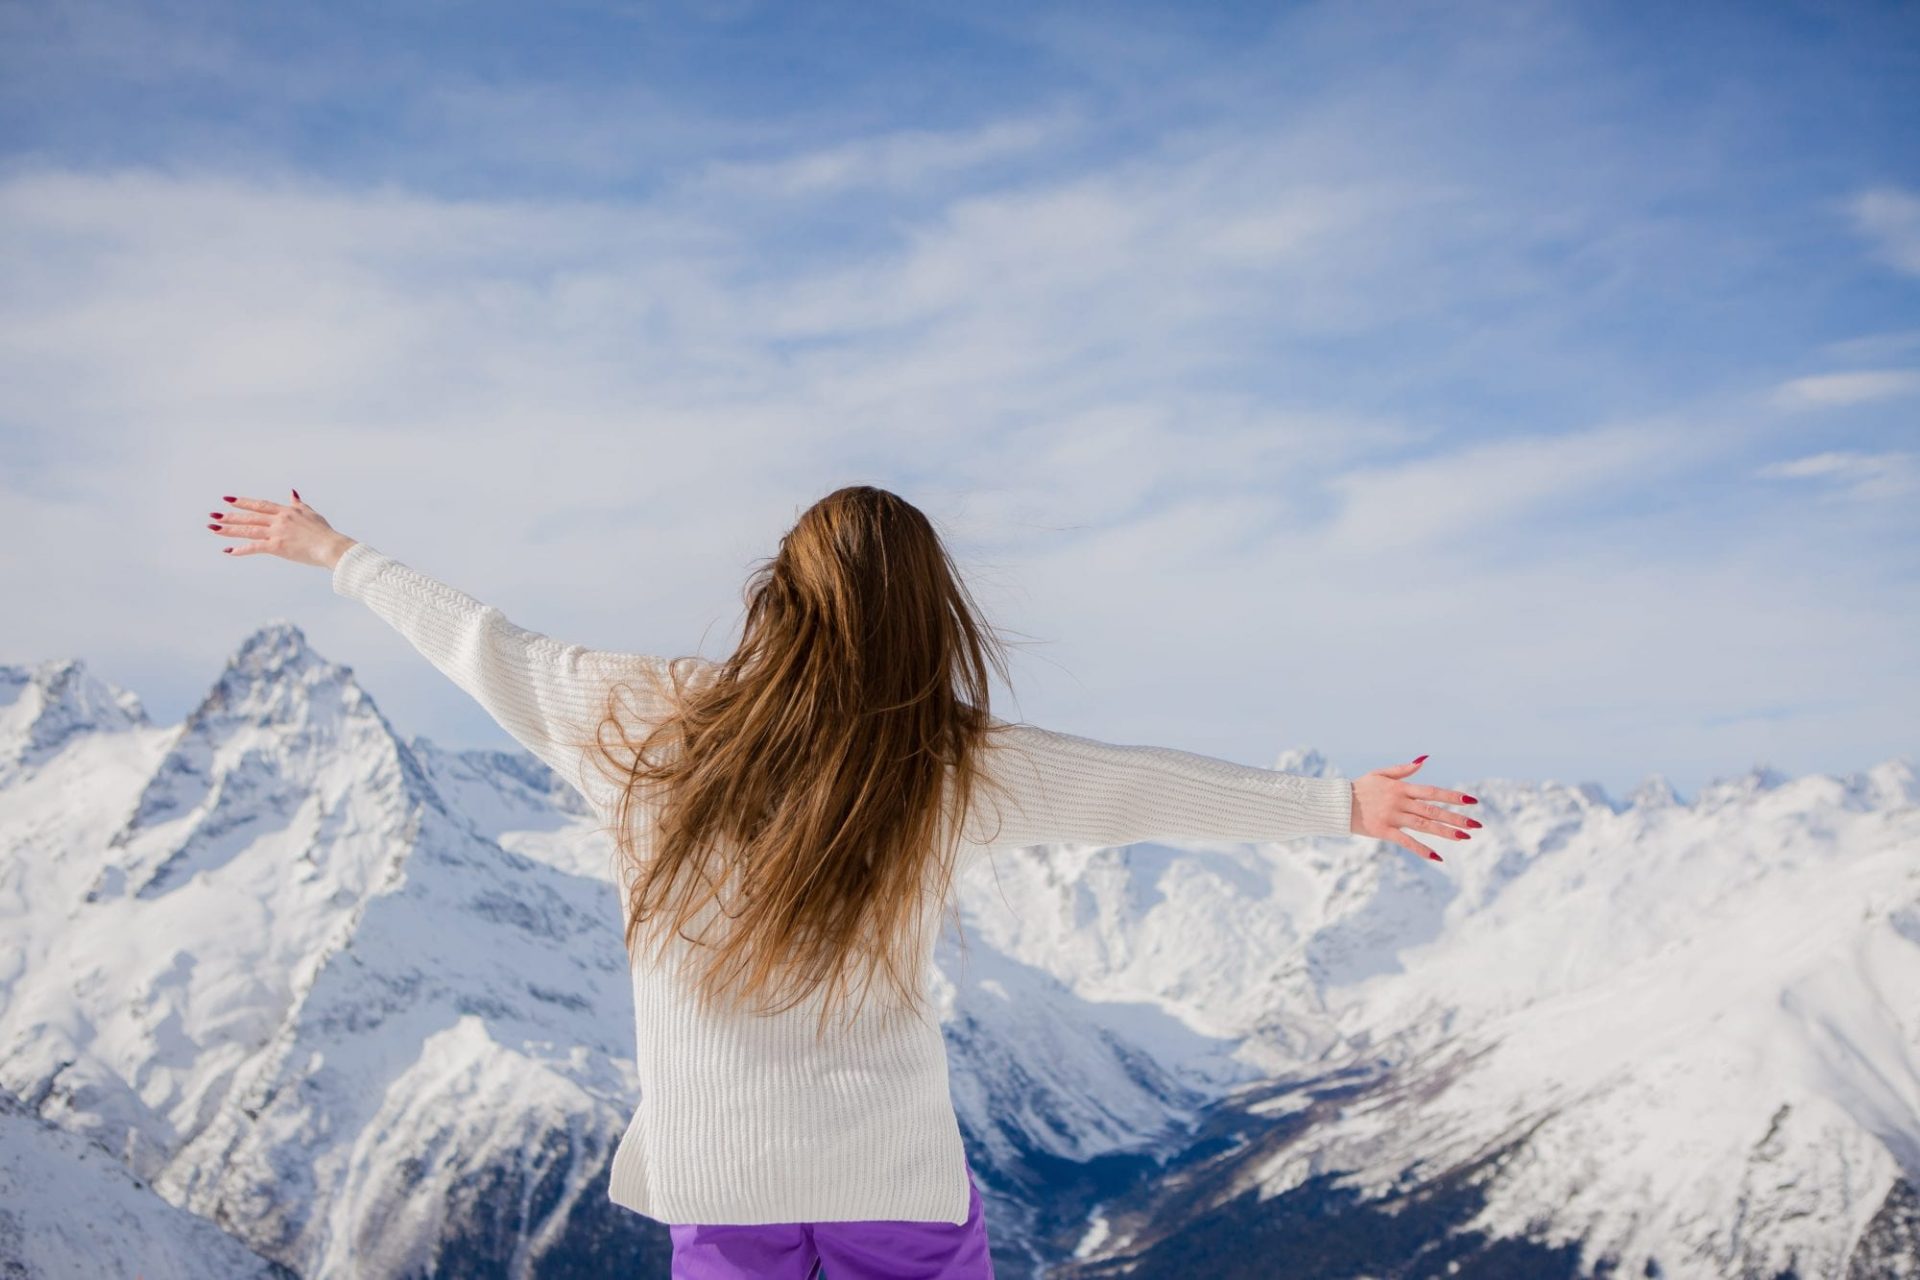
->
1 623 1915 1278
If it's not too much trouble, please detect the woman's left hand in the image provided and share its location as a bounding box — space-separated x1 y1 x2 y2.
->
209 489 356 569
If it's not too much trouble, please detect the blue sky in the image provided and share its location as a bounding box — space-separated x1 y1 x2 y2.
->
2 0 1916 806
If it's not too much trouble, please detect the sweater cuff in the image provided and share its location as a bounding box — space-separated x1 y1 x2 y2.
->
331 540 388 599
1291 775 1355 837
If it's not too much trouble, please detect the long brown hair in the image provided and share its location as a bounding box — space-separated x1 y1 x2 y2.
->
589 486 1018 1039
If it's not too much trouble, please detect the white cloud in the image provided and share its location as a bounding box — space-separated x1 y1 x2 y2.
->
1754 451 1918 502
1818 329 1920 361
682 110 1085 198
1315 418 1684 556
1768 369 1920 410
1847 186 1920 277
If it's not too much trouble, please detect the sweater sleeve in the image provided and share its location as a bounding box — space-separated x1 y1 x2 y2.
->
331 540 668 814
966 718 1354 851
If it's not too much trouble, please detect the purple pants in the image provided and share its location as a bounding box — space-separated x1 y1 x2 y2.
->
667 1162 993 1279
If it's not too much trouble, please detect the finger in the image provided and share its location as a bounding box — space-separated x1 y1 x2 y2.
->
225 496 285 515
1389 832 1442 863
1375 755 1430 779
1405 783 1479 806
1404 814 1471 843
210 521 271 540
1408 800 1479 831
212 512 269 528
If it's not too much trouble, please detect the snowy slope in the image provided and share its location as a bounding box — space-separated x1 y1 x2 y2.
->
962 758 1920 1277
1 625 1915 1278
0 1086 294 1279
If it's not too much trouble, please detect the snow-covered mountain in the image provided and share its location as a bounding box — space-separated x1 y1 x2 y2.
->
0 628 668 1278
1 624 1915 1278
0 1085 296 1279
960 757 1920 1279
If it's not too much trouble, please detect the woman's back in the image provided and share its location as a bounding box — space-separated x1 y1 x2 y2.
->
602 653 1354 1225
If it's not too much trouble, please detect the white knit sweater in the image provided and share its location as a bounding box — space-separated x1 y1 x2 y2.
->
331 539 1355 1226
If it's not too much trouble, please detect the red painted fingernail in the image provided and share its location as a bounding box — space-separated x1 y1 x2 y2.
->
1427 850 1443 862
1413 754 1428 764
209 511 223 518
1466 818 1482 829
223 546 232 553
1454 829 1469 839
1462 794 1478 804
292 488 301 501
207 523 219 530
222 495 235 502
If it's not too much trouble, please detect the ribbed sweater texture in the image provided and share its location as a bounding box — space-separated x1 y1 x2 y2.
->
331 539 1355 1226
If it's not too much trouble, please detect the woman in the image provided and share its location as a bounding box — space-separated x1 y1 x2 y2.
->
207 484 1477 1280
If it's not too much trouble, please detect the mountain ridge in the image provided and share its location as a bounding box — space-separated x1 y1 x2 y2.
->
0 634 1914 1277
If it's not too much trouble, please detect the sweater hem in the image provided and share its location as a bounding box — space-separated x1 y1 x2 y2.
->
606 1105 974 1227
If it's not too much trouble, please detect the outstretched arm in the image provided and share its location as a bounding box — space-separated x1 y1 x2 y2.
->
968 720 1476 861
211 491 668 814
970 719 1355 849
329 539 667 811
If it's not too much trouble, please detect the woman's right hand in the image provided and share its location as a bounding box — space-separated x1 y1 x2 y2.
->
1350 756 1479 862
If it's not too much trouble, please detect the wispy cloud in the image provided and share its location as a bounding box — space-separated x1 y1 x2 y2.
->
683 111 1085 198
1316 420 1684 557
1818 329 1920 362
1849 186 1920 277
1768 369 1920 410
1754 451 1919 502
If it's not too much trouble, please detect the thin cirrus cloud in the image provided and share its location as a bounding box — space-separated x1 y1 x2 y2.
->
1818 329 1920 361
0 0 1916 802
1768 369 1920 410
1849 187 1920 278
682 110 1086 199
1754 451 1919 503
1316 420 1685 558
